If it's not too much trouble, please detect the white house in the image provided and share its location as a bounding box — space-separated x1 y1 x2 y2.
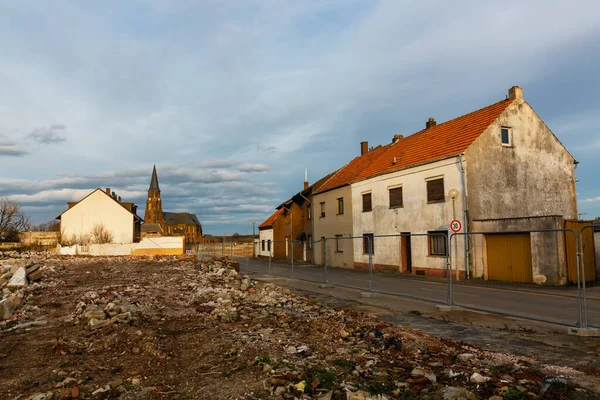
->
313 86 581 284
57 188 142 245
257 208 282 257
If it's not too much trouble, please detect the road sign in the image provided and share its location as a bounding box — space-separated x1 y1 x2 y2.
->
450 219 462 233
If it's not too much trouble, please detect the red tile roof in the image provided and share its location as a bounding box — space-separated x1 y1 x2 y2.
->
259 208 284 230
315 99 514 193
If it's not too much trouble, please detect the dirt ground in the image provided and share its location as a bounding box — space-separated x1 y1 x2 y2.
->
1 254 599 400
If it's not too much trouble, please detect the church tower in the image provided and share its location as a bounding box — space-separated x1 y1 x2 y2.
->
145 165 164 228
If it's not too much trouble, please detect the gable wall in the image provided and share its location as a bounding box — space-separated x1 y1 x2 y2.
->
465 100 577 221
61 190 134 244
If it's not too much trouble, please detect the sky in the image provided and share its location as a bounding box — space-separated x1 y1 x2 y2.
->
0 0 599 235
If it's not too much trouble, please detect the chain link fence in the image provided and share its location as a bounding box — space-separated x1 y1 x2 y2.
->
217 226 599 330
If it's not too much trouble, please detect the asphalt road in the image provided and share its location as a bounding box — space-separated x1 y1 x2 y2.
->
239 258 600 328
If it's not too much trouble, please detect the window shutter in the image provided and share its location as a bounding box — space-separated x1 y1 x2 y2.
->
427 179 444 202
362 193 372 211
389 187 403 207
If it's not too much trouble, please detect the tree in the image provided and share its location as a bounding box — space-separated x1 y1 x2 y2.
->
91 223 114 244
33 220 60 232
0 198 30 242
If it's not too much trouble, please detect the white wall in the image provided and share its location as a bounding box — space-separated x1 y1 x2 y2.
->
351 157 466 272
258 228 273 257
58 243 136 255
313 185 355 268
61 190 134 244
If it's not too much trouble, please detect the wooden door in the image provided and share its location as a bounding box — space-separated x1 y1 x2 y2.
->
564 220 596 283
400 233 412 273
486 233 533 283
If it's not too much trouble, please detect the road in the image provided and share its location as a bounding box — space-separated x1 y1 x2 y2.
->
239 258 600 328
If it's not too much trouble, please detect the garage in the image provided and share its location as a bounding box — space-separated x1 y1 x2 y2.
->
485 233 533 283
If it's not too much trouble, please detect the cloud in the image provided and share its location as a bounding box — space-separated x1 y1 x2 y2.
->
27 124 67 144
0 142 27 156
580 196 600 203
237 163 270 172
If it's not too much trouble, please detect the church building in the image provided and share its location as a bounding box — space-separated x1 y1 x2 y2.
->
142 166 203 244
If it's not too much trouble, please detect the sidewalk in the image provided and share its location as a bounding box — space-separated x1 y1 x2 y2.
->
243 257 600 300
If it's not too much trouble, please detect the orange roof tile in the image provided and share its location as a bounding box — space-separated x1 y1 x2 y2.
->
315 98 514 193
259 208 284 230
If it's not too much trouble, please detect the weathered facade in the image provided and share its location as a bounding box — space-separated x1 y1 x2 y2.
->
143 166 203 244
57 188 142 244
312 185 354 268
310 86 581 284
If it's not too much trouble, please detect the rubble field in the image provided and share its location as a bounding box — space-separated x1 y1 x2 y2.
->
1 253 599 400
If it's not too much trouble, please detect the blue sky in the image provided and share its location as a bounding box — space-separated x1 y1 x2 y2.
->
0 0 599 234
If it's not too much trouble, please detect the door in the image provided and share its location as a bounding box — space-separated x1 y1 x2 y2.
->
486 233 533 283
564 220 596 283
400 232 412 273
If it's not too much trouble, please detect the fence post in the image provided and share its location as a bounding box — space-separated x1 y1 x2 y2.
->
269 247 272 275
368 236 373 292
291 240 294 278
575 227 587 328
324 238 328 283
446 234 454 306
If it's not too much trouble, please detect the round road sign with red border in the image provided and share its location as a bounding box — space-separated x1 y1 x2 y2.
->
450 219 462 233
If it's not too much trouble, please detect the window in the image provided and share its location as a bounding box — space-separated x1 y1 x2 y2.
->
428 231 448 256
335 234 343 252
362 193 372 212
426 178 444 203
389 187 403 208
262 240 265 251
267 240 271 252
320 202 326 217
307 235 312 249
362 233 374 254
307 205 311 220
337 197 344 215
501 127 512 146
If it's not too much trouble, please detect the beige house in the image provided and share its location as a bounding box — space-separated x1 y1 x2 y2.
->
57 188 142 244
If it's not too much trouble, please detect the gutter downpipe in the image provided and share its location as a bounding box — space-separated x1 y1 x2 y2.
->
458 154 470 279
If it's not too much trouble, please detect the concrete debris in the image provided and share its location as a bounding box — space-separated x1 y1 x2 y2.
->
0 253 598 399
7 267 27 288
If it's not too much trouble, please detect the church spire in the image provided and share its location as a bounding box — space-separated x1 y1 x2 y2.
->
149 165 160 192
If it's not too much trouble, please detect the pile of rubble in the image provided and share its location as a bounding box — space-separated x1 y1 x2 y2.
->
72 289 137 330
0 254 597 399
0 255 56 327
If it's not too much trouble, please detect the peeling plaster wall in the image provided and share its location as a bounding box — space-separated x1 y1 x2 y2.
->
351 158 467 273
464 99 577 222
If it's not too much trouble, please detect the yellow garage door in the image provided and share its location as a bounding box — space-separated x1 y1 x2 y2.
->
486 233 533 283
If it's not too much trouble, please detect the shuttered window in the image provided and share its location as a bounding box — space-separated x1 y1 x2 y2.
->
362 233 374 254
362 193 372 212
337 198 344 215
389 187 403 208
427 178 444 203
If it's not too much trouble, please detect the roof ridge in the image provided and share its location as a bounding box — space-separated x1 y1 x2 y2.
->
395 98 513 145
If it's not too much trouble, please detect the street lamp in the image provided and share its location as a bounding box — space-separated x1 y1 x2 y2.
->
252 220 256 257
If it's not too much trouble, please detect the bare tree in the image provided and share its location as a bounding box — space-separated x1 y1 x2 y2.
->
0 198 30 241
91 223 114 244
33 220 60 232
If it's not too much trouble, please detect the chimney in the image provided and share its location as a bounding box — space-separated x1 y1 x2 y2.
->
508 85 523 100
392 134 404 144
361 141 368 156
303 168 309 190
105 187 111 195
426 117 437 129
